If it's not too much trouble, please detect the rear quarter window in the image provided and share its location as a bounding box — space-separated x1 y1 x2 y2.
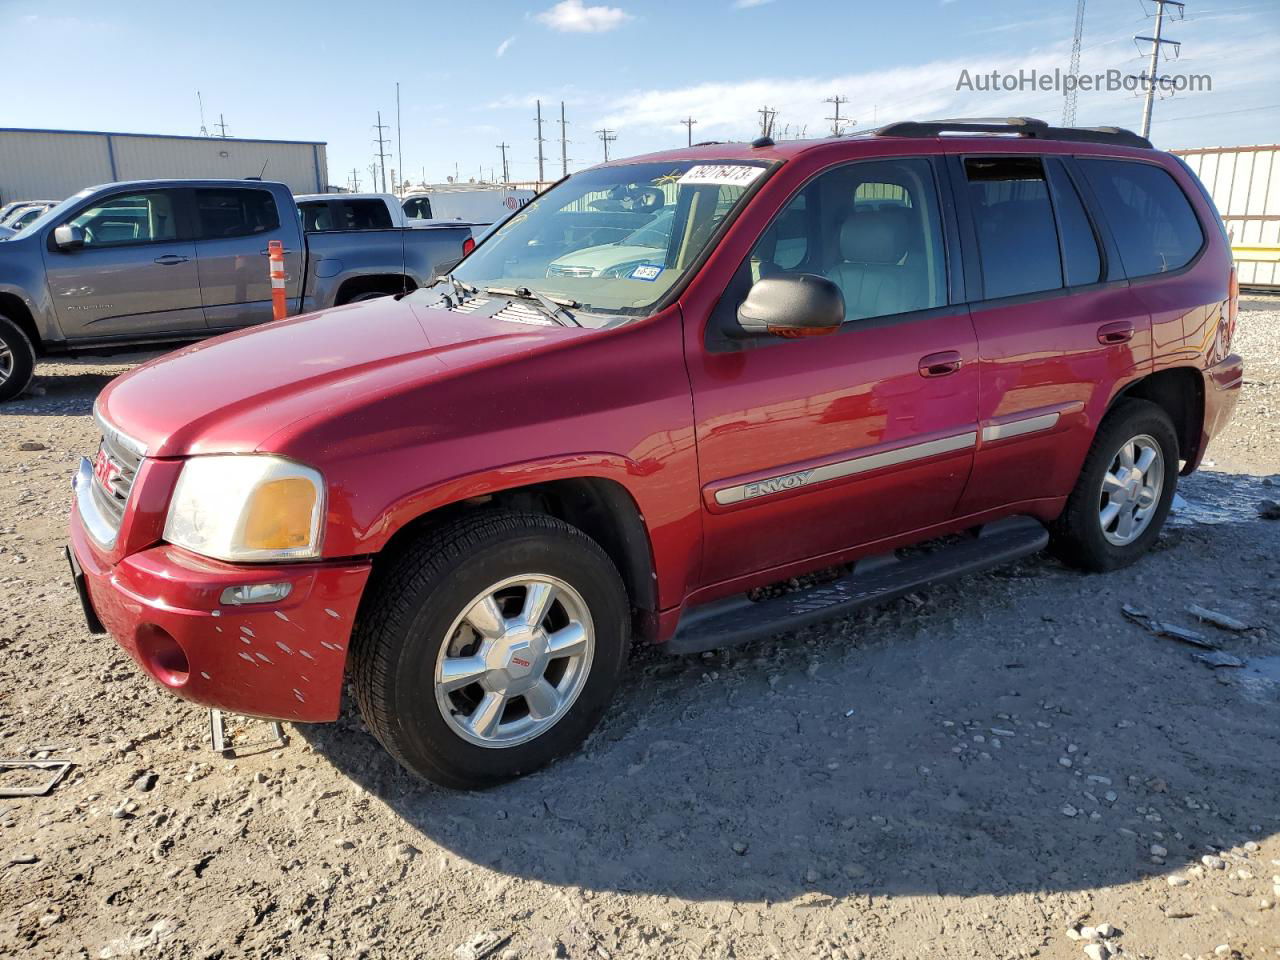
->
1079 159 1204 277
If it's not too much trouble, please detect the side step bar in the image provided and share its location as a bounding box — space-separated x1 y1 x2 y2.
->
665 516 1048 655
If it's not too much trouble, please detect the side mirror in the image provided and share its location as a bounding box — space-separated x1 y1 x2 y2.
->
736 274 845 338
53 224 86 251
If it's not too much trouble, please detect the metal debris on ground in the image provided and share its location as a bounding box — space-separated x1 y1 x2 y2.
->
1121 604 1219 649
0 759 73 798
1192 650 1246 669
1186 603 1250 632
453 930 509 960
208 709 287 756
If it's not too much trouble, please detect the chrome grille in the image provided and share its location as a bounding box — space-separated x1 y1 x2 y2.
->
87 409 146 538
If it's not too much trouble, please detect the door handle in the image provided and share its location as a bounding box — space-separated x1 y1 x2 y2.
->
259 248 293 256
1097 321 1134 345
919 351 963 378
153 254 190 265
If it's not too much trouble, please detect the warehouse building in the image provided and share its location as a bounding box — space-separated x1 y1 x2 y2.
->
0 128 328 206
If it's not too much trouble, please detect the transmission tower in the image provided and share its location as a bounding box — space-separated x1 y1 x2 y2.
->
1062 0 1087 125
596 128 617 162
824 95 850 136
1133 0 1184 139
373 111 391 193
681 116 698 147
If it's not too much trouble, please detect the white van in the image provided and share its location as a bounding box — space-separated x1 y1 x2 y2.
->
401 185 535 227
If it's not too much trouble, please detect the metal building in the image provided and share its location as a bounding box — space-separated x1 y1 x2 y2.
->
0 128 328 206
1173 144 1280 290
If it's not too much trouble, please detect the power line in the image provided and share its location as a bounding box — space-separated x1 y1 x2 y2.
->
1063 0 1087 125
1132 0 1185 138
681 116 698 146
534 99 546 183
596 128 617 162
373 111 391 194
824 95 849 136
559 101 571 178
496 142 510 183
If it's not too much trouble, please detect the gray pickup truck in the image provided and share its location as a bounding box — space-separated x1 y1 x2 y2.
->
0 178 472 401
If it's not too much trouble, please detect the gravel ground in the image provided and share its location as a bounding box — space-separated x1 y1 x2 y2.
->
1 299 1278 960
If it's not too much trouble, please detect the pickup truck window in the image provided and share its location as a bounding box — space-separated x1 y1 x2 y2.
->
195 188 280 239
335 199 393 230
70 191 180 247
452 159 769 316
403 196 432 219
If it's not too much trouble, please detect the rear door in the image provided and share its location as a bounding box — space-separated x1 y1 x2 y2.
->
43 188 204 340
951 152 1151 515
193 186 302 330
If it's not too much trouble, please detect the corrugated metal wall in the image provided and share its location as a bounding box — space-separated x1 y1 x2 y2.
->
1174 144 1280 289
0 129 328 204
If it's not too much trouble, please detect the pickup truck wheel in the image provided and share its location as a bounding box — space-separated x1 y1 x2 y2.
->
0 314 36 403
351 511 630 789
1050 399 1179 572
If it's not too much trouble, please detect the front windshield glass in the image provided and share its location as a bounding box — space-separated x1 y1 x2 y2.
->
19 188 93 236
450 160 769 315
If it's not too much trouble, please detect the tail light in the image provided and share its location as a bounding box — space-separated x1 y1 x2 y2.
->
462 237 475 257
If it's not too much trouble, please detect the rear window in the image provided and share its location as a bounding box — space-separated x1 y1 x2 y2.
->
196 189 280 239
335 199 393 230
1079 159 1204 277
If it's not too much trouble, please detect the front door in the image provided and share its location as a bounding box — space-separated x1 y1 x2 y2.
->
688 157 980 587
193 186 302 330
43 188 204 341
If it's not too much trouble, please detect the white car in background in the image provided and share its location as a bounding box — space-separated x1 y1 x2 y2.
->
546 210 675 279
402 185 535 227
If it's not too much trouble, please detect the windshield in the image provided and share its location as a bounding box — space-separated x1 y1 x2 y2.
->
19 188 93 236
449 160 769 316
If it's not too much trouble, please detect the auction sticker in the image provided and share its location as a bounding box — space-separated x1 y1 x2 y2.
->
630 263 664 281
678 164 766 187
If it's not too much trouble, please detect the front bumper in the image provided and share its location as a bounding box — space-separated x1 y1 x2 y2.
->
70 502 372 723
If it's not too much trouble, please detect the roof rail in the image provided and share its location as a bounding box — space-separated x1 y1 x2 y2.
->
874 116 1152 150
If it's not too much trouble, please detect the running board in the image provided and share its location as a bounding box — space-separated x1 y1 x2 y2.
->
665 516 1048 655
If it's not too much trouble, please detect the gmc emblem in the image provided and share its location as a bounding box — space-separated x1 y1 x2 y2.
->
93 448 120 492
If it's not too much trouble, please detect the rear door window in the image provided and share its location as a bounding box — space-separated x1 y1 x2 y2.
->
1079 158 1204 277
334 199 393 230
965 157 1063 299
195 189 280 239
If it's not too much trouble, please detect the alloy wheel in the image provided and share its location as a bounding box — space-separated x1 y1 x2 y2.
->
1098 433 1165 546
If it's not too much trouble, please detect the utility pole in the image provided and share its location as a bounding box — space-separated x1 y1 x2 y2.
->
681 116 697 146
373 111 391 193
559 101 570 177
496 142 510 183
1134 0 1184 139
824 95 849 136
349 168 360 192
1062 0 1087 126
395 82 404 198
368 162 379 191
534 99 546 184
757 106 777 139
214 113 231 138
596 128 616 162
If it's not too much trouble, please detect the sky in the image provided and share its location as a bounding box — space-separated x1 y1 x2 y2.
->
3 0 1278 190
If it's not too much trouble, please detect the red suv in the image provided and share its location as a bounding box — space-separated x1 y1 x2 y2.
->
68 118 1242 788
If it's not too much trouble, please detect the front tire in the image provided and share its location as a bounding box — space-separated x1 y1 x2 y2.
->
351 511 630 789
1050 399 1179 571
0 314 36 403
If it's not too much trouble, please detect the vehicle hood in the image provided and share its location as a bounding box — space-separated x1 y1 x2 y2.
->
550 244 663 274
97 294 577 458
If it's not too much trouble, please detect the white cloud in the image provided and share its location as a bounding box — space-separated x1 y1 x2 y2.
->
733 0 774 8
496 36 515 57
535 0 632 33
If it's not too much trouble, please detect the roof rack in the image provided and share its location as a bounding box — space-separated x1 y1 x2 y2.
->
873 116 1152 150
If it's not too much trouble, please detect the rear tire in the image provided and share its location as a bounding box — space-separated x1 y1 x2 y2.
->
0 314 36 403
350 511 630 789
1050 399 1179 572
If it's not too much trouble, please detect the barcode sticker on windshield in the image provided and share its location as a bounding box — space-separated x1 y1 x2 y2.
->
678 165 765 187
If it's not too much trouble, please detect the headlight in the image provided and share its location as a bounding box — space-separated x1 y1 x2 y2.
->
163 455 325 562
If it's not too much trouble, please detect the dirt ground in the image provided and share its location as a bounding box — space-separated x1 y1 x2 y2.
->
1 299 1277 960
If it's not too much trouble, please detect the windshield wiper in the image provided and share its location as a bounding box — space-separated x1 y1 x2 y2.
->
484 285 582 327
421 272 478 305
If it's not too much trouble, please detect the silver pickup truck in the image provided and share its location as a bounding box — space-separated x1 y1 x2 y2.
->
0 179 472 401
